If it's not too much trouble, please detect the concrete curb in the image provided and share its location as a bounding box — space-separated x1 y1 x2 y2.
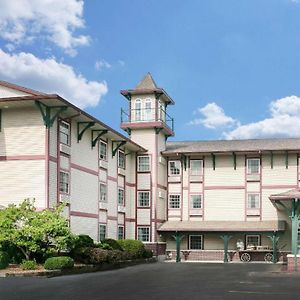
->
0 257 157 278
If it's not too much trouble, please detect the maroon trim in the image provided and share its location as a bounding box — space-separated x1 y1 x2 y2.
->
107 216 118 221
107 175 118 182
0 80 45 96
259 153 262 221
262 184 298 189
71 163 98 176
45 127 49 208
157 183 167 190
205 185 245 190
70 211 98 218
126 182 135 187
0 154 45 161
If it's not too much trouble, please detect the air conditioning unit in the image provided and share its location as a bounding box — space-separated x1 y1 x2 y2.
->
118 205 126 213
99 160 108 169
158 191 165 198
60 144 71 155
59 194 70 204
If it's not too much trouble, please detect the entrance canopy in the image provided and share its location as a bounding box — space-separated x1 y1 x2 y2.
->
158 220 285 233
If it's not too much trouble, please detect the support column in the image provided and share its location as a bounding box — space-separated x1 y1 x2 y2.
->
172 232 184 263
290 199 300 255
220 234 233 263
267 232 280 263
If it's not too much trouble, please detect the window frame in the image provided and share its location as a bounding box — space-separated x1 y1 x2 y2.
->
118 150 126 169
247 158 260 175
190 159 203 176
118 188 125 206
137 155 151 172
137 226 150 242
59 171 70 194
135 99 141 121
99 183 107 203
169 194 181 209
118 225 124 240
99 140 107 161
190 194 202 209
189 235 203 250
137 191 151 207
247 193 260 209
245 235 261 248
59 120 70 146
99 224 106 242
168 160 181 176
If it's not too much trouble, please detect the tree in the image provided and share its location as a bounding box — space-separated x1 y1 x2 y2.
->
0 199 75 260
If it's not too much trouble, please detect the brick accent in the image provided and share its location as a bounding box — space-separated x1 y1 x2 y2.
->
287 254 300 271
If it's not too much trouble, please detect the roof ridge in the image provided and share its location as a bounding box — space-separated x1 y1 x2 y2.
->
0 80 47 96
135 72 158 89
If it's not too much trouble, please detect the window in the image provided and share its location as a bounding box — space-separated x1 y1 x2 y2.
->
100 184 107 202
190 160 203 176
135 99 141 121
59 171 69 194
169 194 181 209
246 235 260 248
99 141 107 161
137 227 150 242
189 235 203 250
118 188 125 206
118 226 124 240
191 195 202 209
144 99 152 121
247 158 260 174
138 156 150 172
59 121 70 145
169 161 181 176
138 191 150 207
247 193 260 209
118 150 126 169
99 224 106 241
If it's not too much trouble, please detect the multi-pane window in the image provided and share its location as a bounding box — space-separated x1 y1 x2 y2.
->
118 150 126 169
138 156 150 172
191 195 202 209
189 235 203 250
118 226 124 240
118 188 125 206
135 99 141 121
246 235 260 248
100 184 107 202
137 227 150 242
247 158 260 174
99 141 107 161
59 121 70 145
169 194 181 209
138 192 150 207
247 193 260 209
99 224 106 241
169 161 181 176
59 171 69 193
144 99 152 121
190 160 203 176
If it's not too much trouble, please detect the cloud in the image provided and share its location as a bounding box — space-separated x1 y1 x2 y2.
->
189 102 238 129
224 96 300 139
0 49 107 108
95 60 112 71
0 0 89 56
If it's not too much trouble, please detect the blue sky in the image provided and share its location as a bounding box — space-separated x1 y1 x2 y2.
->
1 0 300 141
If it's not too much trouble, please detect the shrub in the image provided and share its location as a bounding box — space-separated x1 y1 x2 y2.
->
0 251 9 269
96 243 113 250
20 260 37 270
142 249 153 259
44 256 74 270
74 235 94 249
117 240 145 258
102 239 123 251
0 241 24 264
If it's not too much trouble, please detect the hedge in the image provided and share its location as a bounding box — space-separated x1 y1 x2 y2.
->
21 260 37 270
102 239 123 251
0 251 9 269
117 240 145 258
44 256 74 270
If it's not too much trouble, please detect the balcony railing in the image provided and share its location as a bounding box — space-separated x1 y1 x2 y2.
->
121 108 174 132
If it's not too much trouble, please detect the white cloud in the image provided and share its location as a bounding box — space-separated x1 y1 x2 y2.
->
0 0 89 56
224 96 300 139
95 60 112 71
189 102 237 129
0 49 107 109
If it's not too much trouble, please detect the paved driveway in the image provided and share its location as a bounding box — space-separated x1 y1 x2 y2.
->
0 262 299 300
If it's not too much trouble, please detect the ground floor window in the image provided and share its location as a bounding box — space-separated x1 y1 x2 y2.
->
118 226 124 240
59 171 69 194
99 224 106 241
245 235 260 249
137 227 150 242
189 235 203 250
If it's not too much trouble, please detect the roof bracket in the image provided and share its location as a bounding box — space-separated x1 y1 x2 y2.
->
35 100 68 128
181 154 188 171
77 121 95 142
211 153 216 170
112 140 127 157
232 152 236 170
285 151 289 169
270 151 273 169
155 127 163 135
91 129 108 148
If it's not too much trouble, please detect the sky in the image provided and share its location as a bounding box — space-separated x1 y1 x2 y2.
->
1 0 300 141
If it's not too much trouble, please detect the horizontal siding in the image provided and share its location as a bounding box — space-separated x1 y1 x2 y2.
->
70 216 98 241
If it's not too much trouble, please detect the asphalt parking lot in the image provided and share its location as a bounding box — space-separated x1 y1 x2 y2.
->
0 262 299 300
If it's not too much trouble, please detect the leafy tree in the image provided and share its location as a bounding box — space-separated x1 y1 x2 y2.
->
0 199 75 260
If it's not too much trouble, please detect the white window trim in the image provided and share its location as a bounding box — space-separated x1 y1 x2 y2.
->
137 191 151 207
59 120 70 146
137 155 151 172
118 225 125 240
99 224 107 242
247 193 260 209
189 235 203 250
247 158 260 175
169 194 181 209
118 188 125 206
190 159 203 176
118 150 126 169
190 194 202 209
99 183 107 203
137 226 150 242
168 160 181 176
245 235 261 247
59 170 70 194
99 140 107 161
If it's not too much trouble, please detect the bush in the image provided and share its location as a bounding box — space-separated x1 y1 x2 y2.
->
142 249 153 259
44 256 74 270
0 251 9 269
117 240 145 258
96 243 113 250
74 235 94 248
20 260 37 270
102 239 123 251
0 241 24 264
